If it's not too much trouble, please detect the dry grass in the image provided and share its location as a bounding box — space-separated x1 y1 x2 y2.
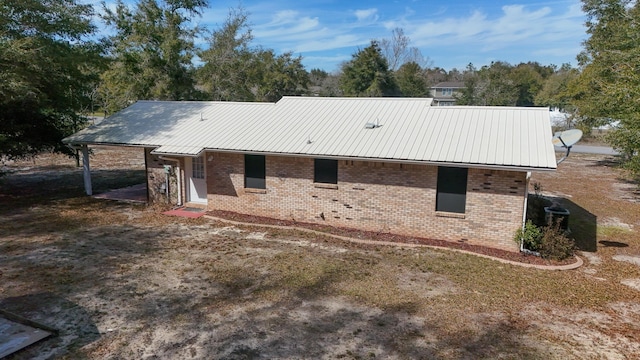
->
1 149 639 359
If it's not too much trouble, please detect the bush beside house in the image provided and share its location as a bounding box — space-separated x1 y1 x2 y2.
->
515 183 575 260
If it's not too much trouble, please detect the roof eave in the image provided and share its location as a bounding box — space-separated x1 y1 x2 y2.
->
63 142 557 172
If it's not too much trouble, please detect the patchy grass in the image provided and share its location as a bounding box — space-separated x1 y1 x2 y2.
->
1 149 639 359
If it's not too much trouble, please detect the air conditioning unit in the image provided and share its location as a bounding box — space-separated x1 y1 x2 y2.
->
544 206 570 231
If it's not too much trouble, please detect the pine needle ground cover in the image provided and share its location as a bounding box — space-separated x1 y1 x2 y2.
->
0 149 639 359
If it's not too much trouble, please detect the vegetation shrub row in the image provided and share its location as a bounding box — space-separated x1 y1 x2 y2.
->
516 182 575 260
514 220 575 261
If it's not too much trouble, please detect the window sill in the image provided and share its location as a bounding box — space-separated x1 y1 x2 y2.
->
435 211 466 219
313 183 338 190
244 188 267 194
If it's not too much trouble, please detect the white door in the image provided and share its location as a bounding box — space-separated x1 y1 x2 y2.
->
186 155 207 204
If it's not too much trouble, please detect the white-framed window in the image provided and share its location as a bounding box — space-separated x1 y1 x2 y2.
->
192 155 205 179
442 88 453 96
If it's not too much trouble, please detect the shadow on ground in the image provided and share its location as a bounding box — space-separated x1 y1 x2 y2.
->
0 168 145 211
0 293 100 360
547 196 598 252
527 194 598 252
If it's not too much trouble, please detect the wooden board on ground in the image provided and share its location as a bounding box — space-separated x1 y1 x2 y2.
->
0 310 56 358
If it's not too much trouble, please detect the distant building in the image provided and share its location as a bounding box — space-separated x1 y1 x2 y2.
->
430 82 464 106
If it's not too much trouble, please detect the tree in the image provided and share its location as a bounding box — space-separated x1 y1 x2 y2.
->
252 50 309 102
380 28 429 71
476 61 518 106
197 8 309 102
310 70 341 97
424 67 449 85
99 0 206 113
456 61 517 106
340 41 398 97
197 7 256 101
574 0 640 176
535 63 579 111
309 68 329 87
395 62 429 97
511 63 546 106
455 63 480 105
0 0 103 159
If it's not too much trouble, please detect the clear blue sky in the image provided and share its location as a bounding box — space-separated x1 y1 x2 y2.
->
94 0 587 72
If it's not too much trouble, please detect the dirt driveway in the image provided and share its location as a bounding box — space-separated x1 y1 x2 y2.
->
1 148 639 359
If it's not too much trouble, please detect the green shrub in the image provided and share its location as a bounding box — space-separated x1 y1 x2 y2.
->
514 221 543 251
539 221 575 260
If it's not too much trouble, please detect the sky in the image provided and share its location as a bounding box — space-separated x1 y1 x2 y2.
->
91 0 587 73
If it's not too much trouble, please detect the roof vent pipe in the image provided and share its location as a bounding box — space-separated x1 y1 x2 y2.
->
365 118 383 129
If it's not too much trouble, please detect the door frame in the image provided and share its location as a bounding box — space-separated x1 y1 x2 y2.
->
185 155 208 205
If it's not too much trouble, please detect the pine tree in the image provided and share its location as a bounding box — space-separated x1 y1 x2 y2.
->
340 41 398 97
99 0 206 113
0 0 103 159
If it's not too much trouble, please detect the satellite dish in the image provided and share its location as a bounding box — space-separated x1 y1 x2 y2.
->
552 129 583 164
552 129 583 148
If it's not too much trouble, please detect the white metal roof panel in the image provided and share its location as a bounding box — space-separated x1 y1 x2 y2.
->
63 97 557 171
151 145 204 156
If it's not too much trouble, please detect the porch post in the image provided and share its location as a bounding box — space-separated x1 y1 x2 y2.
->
82 145 93 195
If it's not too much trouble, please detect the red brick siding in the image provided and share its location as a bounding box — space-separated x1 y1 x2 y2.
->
202 152 526 251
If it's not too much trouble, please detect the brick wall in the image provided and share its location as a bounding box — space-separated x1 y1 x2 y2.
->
145 148 182 206
203 152 527 252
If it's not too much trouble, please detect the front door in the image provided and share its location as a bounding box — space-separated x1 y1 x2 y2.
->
186 155 207 204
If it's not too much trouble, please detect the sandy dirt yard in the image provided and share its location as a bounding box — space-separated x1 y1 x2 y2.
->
1 148 640 359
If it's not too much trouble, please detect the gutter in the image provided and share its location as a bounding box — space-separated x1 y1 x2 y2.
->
521 172 531 252
158 156 183 206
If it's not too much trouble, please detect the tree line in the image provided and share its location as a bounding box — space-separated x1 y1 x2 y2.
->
1 0 639 180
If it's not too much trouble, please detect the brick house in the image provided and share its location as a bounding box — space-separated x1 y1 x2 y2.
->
64 97 557 252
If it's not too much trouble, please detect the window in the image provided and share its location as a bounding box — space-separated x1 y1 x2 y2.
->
442 88 453 96
245 154 265 189
192 155 205 179
314 159 338 184
436 167 468 213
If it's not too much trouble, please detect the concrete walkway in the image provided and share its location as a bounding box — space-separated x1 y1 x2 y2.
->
93 183 147 203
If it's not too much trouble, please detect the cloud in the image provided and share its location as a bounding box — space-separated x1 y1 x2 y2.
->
354 8 378 22
294 34 361 53
407 3 584 51
252 11 333 51
409 11 488 43
255 11 321 39
250 7 372 54
92 0 587 71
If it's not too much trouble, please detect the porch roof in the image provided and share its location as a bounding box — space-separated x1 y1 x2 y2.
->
151 145 204 157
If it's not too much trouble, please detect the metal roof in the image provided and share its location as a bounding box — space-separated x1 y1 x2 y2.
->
64 97 557 171
431 82 464 88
